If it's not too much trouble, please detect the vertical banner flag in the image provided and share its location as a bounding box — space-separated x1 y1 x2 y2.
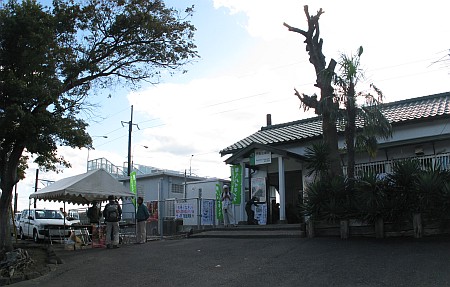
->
231 165 242 204
201 199 214 225
216 184 223 220
130 171 137 207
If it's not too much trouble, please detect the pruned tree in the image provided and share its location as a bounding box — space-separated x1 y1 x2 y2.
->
283 6 342 178
284 6 392 182
0 0 198 254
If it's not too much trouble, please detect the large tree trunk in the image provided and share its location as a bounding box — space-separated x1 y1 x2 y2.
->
322 112 341 177
346 84 356 182
284 6 343 178
0 179 15 254
0 148 23 254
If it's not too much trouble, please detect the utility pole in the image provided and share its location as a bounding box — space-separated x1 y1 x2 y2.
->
34 169 38 208
32 171 54 209
122 105 139 176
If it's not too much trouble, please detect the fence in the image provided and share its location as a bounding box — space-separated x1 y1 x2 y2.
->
121 198 218 237
350 152 450 177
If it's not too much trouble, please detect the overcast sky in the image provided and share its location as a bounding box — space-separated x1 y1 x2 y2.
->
16 0 450 211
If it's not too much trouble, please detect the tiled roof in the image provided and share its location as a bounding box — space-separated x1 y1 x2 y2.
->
220 92 450 155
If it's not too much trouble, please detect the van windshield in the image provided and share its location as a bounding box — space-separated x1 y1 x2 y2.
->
35 210 64 219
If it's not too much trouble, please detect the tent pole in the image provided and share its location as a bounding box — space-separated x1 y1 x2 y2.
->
63 201 66 244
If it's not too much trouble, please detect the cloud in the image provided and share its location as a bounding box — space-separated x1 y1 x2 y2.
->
126 62 315 178
213 0 300 41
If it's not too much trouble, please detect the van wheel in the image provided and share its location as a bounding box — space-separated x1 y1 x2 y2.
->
33 229 40 243
19 228 25 240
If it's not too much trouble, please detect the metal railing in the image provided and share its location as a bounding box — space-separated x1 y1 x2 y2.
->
87 158 125 178
348 152 450 177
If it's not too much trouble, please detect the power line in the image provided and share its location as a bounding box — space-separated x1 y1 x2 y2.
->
89 50 450 149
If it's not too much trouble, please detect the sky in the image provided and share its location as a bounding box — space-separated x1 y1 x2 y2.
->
14 0 450 211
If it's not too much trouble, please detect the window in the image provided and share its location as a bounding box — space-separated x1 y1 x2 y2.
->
171 183 184 194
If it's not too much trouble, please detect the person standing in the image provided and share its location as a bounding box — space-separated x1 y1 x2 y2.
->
87 201 101 224
245 196 259 225
135 197 150 244
103 195 122 249
221 185 236 227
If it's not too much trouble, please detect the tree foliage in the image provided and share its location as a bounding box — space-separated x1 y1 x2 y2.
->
285 6 392 181
334 47 392 180
0 0 198 254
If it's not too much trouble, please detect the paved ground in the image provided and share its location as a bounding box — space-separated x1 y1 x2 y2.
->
10 231 450 287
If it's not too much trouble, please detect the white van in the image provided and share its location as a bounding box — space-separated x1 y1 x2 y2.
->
18 209 72 243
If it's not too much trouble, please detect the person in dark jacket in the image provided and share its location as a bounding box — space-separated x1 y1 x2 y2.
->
245 196 260 225
87 201 101 224
136 197 150 244
103 195 122 249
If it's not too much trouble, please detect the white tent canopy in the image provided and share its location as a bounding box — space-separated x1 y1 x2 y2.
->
30 169 134 205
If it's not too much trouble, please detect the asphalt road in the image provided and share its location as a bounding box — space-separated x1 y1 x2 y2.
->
12 236 450 287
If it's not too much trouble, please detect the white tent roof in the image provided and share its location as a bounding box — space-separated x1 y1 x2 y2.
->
30 169 134 205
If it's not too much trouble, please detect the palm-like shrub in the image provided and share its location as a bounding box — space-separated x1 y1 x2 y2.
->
440 182 450 220
384 159 450 223
302 176 355 223
415 169 444 213
385 159 422 223
304 141 331 181
354 172 387 223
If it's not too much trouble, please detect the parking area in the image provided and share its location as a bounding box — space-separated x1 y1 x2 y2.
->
11 235 450 287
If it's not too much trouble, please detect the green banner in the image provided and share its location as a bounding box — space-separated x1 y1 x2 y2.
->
215 184 223 220
130 171 137 207
231 165 242 204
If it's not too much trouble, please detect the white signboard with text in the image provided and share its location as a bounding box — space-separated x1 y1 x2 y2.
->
255 149 271 165
254 203 267 225
175 203 195 219
201 199 214 225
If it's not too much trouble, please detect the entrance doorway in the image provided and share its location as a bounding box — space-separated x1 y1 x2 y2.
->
267 170 302 224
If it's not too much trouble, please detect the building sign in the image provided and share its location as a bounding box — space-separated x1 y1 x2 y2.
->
175 203 194 219
250 149 271 165
201 199 214 225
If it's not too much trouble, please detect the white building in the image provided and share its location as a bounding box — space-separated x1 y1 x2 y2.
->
220 92 450 224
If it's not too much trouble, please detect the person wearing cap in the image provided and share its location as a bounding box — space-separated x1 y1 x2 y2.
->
103 195 122 249
221 185 236 227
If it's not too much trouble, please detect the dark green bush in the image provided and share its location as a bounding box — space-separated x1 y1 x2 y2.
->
301 176 356 223
353 172 387 224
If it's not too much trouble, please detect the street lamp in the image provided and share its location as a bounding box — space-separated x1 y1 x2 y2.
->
189 154 194 176
87 135 108 171
131 144 149 172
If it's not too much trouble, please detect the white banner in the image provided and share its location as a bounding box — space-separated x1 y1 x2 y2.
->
201 199 214 225
175 203 194 219
254 203 267 225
